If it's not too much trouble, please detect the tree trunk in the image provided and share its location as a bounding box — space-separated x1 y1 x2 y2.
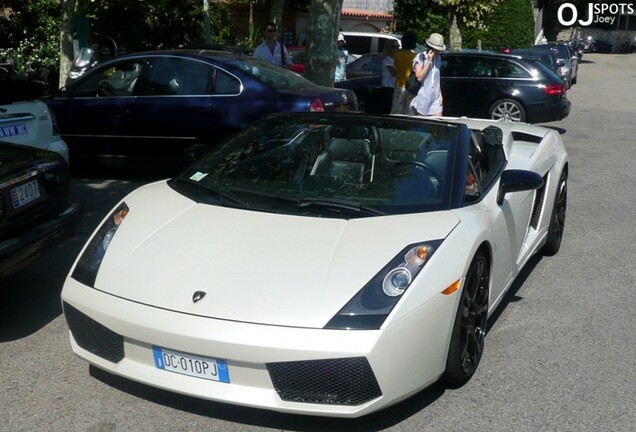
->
304 0 343 87
450 15 462 51
59 0 76 88
270 0 284 28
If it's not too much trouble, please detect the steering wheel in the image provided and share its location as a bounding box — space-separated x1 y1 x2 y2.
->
394 161 440 185
97 83 115 96
395 161 435 174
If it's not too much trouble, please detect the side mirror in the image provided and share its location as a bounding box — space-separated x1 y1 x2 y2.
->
73 47 94 68
556 59 565 66
497 169 543 205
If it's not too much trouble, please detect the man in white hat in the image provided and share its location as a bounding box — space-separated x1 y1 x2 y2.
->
410 32 446 116
335 33 348 82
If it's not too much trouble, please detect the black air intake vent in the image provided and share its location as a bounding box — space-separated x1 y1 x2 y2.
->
530 174 548 229
267 357 381 405
63 302 125 363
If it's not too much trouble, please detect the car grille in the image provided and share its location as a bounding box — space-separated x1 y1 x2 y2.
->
267 357 382 405
63 302 125 363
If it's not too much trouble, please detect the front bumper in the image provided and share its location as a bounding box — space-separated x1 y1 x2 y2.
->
0 202 82 277
44 138 70 165
61 277 459 417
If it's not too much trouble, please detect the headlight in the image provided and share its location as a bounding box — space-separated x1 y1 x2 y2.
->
71 203 129 287
325 240 442 330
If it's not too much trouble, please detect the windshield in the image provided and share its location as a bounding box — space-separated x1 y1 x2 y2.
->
226 58 316 90
552 44 570 59
530 59 563 81
171 114 458 218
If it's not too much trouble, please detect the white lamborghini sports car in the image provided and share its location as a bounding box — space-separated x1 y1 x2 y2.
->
61 112 568 418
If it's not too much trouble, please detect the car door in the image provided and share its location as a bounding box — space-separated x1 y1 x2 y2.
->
464 128 535 303
441 55 496 118
128 56 216 160
442 56 527 120
47 58 145 162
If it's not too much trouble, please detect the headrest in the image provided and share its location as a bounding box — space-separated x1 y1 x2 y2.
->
482 125 503 146
330 125 370 140
328 138 371 162
110 70 126 80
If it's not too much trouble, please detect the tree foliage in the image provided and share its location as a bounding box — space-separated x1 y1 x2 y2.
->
0 0 60 72
393 0 537 51
80 0 235 52
393 0 503 47
393 0 449 45
482 0 534 49
434 0 503 27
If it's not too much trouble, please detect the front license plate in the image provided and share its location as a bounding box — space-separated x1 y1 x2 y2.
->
152 346 230 383
11 180 41 209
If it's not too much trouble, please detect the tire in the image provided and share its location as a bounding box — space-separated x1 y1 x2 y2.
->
488 98 526 122
540 170 567 256
443 251 490 386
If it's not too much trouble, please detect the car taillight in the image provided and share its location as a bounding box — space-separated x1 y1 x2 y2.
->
309 98 324 112
49 109 60 136
545 84 564 96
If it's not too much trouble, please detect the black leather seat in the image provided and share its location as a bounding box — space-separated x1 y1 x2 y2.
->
311 138 373 184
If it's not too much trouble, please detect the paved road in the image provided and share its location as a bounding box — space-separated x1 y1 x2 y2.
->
1 53 635 432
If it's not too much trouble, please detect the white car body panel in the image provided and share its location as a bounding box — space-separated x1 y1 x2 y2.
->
62 115 569 417
94 181 460 328
0 100 69 163
63 274 460 417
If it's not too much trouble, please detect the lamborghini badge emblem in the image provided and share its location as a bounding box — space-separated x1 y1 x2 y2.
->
192 291 206 303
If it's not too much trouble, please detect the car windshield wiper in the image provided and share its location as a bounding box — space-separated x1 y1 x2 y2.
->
298 197 386 216
227 187 385 216
226 186 299 204
172 178 248 207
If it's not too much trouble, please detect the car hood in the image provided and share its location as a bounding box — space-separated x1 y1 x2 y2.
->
95 181 459 328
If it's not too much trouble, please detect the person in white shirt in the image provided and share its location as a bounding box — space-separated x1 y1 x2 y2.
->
252 22 292 68
410 33 446 116
335 33 349 82
379 40 399 113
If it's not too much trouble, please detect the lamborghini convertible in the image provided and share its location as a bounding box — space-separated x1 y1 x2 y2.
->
61 112 568 417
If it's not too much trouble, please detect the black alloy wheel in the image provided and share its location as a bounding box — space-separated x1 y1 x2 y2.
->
541 170 568 256
443 251 490 385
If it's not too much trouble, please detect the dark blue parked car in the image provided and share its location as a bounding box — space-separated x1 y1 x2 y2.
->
45 50 357 167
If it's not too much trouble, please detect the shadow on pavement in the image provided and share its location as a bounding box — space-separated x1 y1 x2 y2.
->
0 241 73 341
0 172 161 341
90 365 447 430
487 253 543 332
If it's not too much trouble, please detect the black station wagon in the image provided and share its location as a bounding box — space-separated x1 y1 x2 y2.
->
337 52 571 123
439 52 571 123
